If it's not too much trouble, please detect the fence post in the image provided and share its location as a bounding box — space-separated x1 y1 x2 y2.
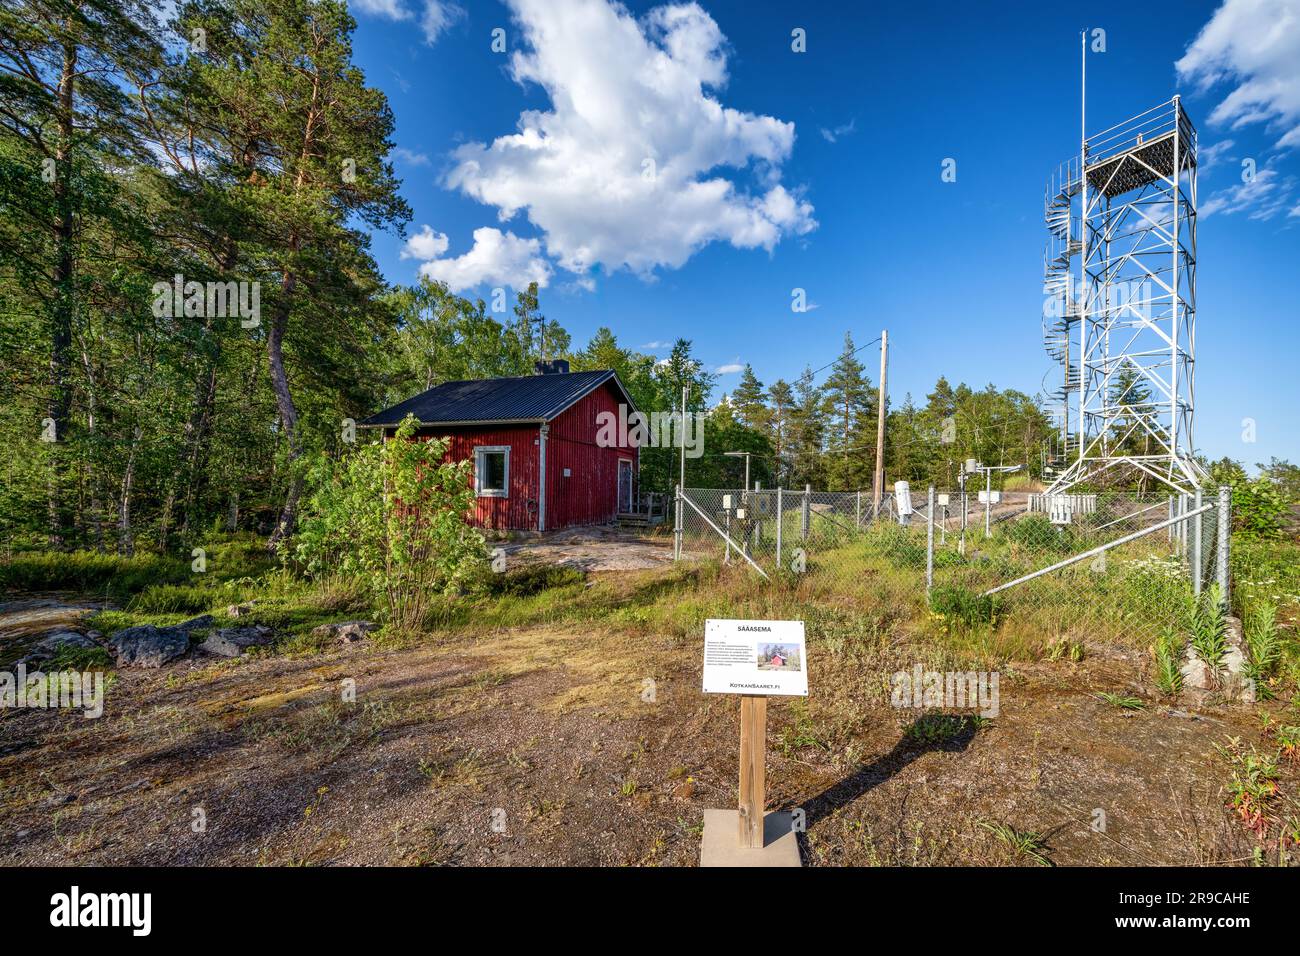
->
776 487 783 573
1216 485 1231 607
673 484 682 560
1167 495 1175 545
856 490 861 530
1191 488 1203 595
926 485 935 596
801 484 810 541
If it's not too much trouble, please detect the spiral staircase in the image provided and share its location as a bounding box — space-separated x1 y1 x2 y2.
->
1041 156 1082 474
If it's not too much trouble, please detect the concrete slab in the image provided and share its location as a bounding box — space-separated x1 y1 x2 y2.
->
700 809 801 867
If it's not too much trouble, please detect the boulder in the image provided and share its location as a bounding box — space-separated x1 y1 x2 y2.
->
311 620 378 644
17 630 99 667
176 614 215 633
199 625 275 658
107 625 190 668
1181 615 1256 704
226 602 257 618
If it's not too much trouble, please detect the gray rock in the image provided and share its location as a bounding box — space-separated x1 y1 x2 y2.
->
17 630 99 667
107 625 191 668
226 602 257 618
199 625 275 658
176 614 215 633
1181 615 1256 704
311 620 377 644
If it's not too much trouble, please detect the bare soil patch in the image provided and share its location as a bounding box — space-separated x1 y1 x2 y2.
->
0 582 1278 867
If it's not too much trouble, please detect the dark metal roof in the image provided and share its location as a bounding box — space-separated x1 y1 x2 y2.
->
360 369 636 428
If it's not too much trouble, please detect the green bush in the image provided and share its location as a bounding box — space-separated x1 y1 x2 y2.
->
287 415 487 632
1229 478 1289 539
929 584 999 626
1001 513 1070 552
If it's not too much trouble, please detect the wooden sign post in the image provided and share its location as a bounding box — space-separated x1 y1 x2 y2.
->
701 619 805 866
737 695 767 848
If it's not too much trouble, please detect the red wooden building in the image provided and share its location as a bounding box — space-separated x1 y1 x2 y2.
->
360 362 640 532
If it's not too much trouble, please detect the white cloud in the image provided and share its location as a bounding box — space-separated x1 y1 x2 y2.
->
1198 138 1236 169
1176 0 1300 149
1199 166 1295 218
641 340 671 349
352 0 409 19
404 226 552 293
716 363 744 374
350 0 464 45
421 1 466 43
401 224 450 260
393 146 430 166
819 119 856 144
442 0 816 279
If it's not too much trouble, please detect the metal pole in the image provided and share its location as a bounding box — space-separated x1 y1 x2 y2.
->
985 503 1214 597
724 506 731 565
856 490 861 530
926 485 935 595
801 484 810 540
673 484 682 560
1216 485 1230 605
872 330 888 514
984 467 991 538
776 487 783 572
1191 487 1203 595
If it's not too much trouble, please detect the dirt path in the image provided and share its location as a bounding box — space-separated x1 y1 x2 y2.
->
0 598 1274 866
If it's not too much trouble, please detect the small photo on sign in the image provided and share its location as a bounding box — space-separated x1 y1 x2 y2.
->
757 643 801 672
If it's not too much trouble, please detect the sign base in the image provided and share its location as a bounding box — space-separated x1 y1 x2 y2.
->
699 809 801 867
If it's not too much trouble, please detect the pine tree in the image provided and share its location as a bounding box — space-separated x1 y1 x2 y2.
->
766 378 793 485
731 364 767 430
822 332 874 490
788 366 826 488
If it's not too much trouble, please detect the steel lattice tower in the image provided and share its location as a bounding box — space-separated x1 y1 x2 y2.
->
1041 41 1205 494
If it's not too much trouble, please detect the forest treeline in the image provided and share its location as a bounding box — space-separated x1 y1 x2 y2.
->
1 0 1061 556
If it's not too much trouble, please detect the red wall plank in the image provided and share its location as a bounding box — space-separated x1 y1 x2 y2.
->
545 383 638 530
418 425 541 531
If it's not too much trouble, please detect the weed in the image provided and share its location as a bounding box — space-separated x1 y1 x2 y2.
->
1096 692 1145 711
1152 628 1185 696
977 820 1053 866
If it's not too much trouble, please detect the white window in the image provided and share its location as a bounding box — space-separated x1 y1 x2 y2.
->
474 446 510 497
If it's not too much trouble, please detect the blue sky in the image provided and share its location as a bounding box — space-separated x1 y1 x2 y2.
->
346 0 1299 469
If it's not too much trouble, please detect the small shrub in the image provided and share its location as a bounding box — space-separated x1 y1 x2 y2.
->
1001 513 1063 551
929 585 999 627
1243 601 1281 683
1152 627 1185 696
1187 584 1228 686
288 415 487 631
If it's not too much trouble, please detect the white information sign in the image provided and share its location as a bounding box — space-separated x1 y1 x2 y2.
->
702 619 808 697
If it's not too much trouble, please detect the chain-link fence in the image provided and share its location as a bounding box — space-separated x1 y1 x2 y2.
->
674 484 1231 649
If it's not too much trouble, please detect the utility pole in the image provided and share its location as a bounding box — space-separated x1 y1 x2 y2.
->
871 329 888 516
